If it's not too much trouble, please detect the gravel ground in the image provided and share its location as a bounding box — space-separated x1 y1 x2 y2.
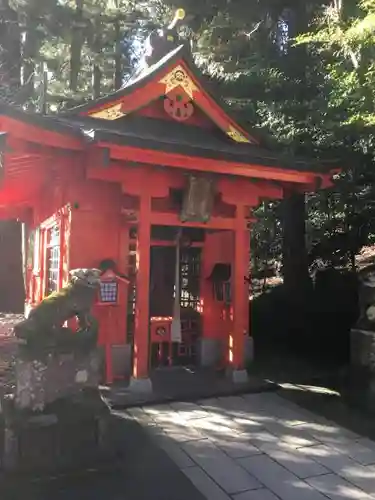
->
0 313 23 341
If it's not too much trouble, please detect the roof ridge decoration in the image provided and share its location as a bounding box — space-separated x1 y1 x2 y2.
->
145 8 187 68
159 64 198 99
159 64 197 122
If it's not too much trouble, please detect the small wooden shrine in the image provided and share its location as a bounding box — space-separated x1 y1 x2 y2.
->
0 10 337 390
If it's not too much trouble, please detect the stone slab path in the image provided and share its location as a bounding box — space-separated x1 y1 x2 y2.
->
123 392 375 500
0 413 207 500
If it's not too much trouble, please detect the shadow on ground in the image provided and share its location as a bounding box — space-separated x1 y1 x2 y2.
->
245 349 375 441
128 392 375 499
0 413 206 500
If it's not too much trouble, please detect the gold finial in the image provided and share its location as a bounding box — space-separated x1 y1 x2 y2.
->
175 8 186 20
168 8 186 29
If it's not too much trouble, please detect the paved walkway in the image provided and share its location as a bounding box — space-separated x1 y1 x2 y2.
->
123 392 375 500
0 413 207 500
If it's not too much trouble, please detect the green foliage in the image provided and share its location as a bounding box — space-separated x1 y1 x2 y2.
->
2 0 155 110
166 0 375 274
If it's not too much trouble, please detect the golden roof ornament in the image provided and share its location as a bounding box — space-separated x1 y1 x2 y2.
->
227 125 250 143
169 8 186 29
145 8 189 67
159 65 198 99
89 103 125 120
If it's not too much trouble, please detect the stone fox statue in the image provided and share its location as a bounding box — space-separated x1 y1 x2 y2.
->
14 268 101 345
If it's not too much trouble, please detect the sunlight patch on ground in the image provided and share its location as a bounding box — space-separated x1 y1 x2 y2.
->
122 393 375 499
277 381 340 396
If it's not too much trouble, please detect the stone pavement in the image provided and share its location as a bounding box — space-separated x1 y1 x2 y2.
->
123 392 375 500
0 413 207 500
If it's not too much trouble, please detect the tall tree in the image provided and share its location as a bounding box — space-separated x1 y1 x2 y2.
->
0 0 25 312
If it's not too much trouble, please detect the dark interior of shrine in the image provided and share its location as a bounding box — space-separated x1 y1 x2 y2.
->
149 225 202 314
127 225 205 367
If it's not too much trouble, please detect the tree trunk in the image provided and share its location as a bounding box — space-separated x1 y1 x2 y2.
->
70 0 84 92
92 15 102 99
280 4 312 298
0 0 21 88
281 189 312 296
0 3 24 312
21 12 39 109
114 20 122 90
92 64 101 99
0 221 25 312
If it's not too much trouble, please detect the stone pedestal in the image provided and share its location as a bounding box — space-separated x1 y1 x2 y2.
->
111 344 132 378
128 376 153 394
350 328 375 369
348 328 375 413
198 338 223 368
198 336 254 369
0 347 114 473
230 369 249 384
14 349 101 412
0 391 113 473
244 336 254 365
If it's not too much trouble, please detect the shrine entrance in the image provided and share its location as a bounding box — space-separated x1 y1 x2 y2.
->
149 226 203 368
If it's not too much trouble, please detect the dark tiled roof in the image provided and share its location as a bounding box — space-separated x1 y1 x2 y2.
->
0 102 332 172
70 114 326 171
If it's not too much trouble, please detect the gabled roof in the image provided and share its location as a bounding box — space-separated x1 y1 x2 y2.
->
62 44 259 146
0 101 335 175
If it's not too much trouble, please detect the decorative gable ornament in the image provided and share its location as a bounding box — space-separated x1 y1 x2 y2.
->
159 65 198 99
89 103 125 120
227 125 250 144
164 88 194 122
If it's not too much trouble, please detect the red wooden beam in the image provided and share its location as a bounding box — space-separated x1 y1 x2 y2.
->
101 142 319 185
1 116 83 150
151 239 203 247
150 211 235 230
86 163 185 196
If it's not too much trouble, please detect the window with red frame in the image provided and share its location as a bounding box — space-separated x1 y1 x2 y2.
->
45 224 60 295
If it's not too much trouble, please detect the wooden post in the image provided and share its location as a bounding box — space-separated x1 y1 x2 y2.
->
133 191 151 379
231 204 249 371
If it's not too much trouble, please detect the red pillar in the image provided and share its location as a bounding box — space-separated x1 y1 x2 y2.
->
201 231 234 339
201 233 222 340
133 192 151 379
231 204 249 370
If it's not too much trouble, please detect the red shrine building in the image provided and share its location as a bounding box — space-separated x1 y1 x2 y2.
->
0 13 336 390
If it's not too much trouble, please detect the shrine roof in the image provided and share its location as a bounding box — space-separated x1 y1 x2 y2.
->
0 13 338 177
61 43 259 146
0 102 334 174
62 44 188 115
67 114 330 173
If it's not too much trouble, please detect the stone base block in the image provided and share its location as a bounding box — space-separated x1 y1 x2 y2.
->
226 368 249 384
14 349 101 412
244 336 254 365
350 328 375 369
348 329 375 414
111 344 132 378
1 410 113 473
198 338 223 368
128 377 153 394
